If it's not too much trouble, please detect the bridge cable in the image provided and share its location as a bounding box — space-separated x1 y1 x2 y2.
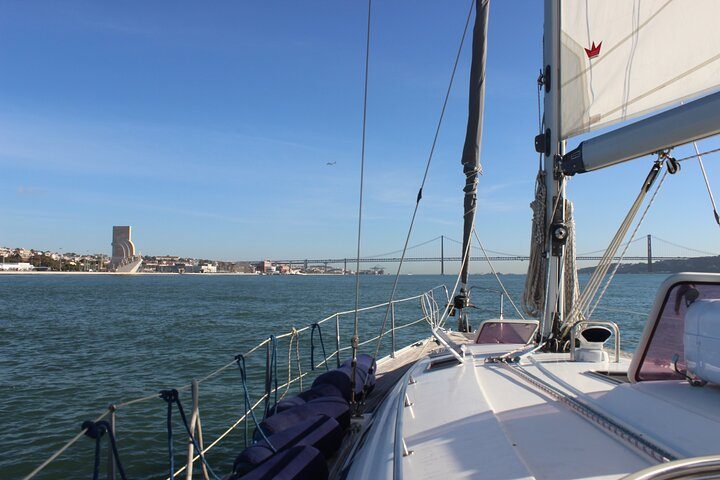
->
651 236 719 256
351 0 372 409
373 0 477 361
472 228 526 320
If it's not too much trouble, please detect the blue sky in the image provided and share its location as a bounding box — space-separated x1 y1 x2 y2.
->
1 1 719 272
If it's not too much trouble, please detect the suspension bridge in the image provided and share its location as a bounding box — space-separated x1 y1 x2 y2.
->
264 234 719 273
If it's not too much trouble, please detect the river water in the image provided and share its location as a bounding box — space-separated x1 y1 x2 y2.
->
1 273 664 478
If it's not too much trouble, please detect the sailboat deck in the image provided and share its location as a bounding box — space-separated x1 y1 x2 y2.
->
346 342 720 480
364 332 476 413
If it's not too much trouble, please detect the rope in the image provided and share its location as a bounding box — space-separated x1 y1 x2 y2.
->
310 323 329 371
351 0 372 408
472 228 526 320
24 287 444 479
262 335 278 418
288 328 303 395
373 0 477 361
159 389 220 480
588 169 668 319
82 420 128 480
235 355 276 452
21 409 110 480
523 171 547 317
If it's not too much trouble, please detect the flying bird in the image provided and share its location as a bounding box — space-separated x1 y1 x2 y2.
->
326 161 336 166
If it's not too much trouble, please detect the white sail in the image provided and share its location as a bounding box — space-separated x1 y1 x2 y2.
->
560 0 720 139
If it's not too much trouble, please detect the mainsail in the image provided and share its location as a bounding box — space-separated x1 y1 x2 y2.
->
560 0 720 139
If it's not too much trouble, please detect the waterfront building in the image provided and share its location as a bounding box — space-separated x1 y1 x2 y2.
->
0 262 34 271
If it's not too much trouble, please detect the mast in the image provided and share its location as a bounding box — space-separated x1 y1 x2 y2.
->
456 0 489 324
540 0 565 339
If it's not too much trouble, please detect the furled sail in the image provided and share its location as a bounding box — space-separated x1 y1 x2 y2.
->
560 0 720 139
459 0 489 288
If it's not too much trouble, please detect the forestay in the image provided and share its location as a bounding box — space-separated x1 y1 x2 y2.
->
560 0 720 139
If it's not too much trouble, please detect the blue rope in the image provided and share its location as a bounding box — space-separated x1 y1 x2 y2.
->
81 420 127 480
235 354 276 452
263 335 278 418
159 389 220 480
310 323 330 371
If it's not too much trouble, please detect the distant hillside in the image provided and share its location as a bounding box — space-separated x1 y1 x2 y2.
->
579 255 720 274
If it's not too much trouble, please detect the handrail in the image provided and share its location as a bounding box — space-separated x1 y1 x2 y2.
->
622 455 720 480
21 285 447 480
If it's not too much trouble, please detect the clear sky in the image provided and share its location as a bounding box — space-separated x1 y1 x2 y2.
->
1 1 719 273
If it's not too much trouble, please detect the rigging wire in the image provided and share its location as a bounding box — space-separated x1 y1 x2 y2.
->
676 145 720 162
691 141 720 226
472 228 526 319
351 0 372 407
372 0 477 360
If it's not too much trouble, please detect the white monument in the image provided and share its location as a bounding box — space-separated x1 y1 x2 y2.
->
111 226 142 273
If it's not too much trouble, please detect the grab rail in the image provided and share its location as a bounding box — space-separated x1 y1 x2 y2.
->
570 320 621 363
622 455 720 480
21 284 449 480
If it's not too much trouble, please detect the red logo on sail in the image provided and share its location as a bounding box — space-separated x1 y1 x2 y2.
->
585 41 602 59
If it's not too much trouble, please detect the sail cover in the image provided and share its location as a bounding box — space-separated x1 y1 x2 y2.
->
560 0 720 139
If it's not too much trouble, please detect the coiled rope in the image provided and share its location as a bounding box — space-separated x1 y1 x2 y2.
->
284 328 303 399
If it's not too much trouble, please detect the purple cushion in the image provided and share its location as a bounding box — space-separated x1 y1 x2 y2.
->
341 354 377 376
254 396 350 442
312 365 374 402
267 384 344 418
236 445 327 480
298 383 344 402
234 414 341 477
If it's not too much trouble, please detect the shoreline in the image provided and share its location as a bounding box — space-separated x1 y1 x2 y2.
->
0 271 356 276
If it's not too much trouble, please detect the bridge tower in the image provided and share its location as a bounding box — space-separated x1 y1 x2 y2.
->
647 234 653 272
440 235 445 275
344 258 347 274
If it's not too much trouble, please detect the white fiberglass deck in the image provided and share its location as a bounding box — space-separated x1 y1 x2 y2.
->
346 342 720 480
